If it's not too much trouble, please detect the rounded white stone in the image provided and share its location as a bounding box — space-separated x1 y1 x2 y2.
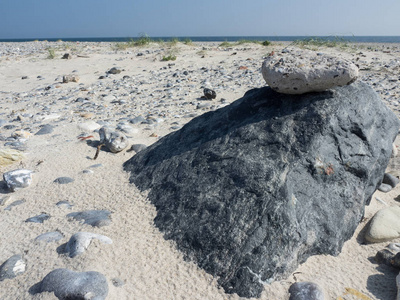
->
262 48 359 94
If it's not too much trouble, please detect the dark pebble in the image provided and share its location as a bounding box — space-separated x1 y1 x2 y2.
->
4 199 26 211
35 124 54 135
54 177 74 184
67 210 112 227
382 173 399 188
35 231 64 243
25 213 50 223
0 255 25 281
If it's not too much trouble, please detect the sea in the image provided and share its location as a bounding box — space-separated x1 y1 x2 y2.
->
0 36 399 43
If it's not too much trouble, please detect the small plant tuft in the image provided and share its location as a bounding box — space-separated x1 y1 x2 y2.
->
219 41 233 48
47 48 56 59
183 38 193 46
162 55 177 61
262 40 271 46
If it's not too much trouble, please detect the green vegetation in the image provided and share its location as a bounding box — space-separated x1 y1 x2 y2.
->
292 37 349 49
168 37 179 46
183 38 193 46
162 55 177 61
219 39 271 47
47 48 56 59
262 40 271 46
219 41 234 47
135 33 152 46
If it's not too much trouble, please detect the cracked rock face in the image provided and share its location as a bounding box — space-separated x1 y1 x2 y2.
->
262 48 359 94
124 82 399 298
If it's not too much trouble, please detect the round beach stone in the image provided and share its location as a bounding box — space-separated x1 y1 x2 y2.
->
99 126 128 153
3 169 33 192
38 268 108 300
261 48 359 94
365 206 400 243
0 255 26 281
289 281 324 300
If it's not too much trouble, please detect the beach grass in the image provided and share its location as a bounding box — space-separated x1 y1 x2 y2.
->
162 54 177 61
219 39 271 48
47 48 56 59
293 37 349 50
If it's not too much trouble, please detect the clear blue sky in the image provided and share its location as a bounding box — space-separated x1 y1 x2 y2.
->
0 0 399 39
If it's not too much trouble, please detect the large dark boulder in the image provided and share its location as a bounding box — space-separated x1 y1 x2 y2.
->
124 81 400 298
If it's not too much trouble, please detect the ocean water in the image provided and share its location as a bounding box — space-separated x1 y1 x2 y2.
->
0 36 399 43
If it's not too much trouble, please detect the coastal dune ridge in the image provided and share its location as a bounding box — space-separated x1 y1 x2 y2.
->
1 39 400 299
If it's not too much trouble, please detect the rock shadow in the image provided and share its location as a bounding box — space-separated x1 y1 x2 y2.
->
367 264 398 299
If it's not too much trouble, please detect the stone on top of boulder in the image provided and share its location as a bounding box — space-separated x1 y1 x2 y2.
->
262 48 359 94
124 81 399 298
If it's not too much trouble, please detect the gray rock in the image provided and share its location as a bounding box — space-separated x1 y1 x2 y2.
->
38 269 108 300
129 144 147 153
124 82 399 297
35 124 54 135
56 200 73 209
382 173 399 188
62 53 71 59
107 67 121 74
0 255 26 281
129 116 146 124
262 48 359 94
35 231 64 243
378 183 393 192
204 88 216 99
25 213 50 223
111 278 125 287
67 210 112 227
53 177 74 184
289 282 324 300
99 126 128 153
4 199 26 211
3 169 33 192
65 232 112 258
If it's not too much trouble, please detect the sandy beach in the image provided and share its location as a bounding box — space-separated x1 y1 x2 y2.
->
1 40 400 299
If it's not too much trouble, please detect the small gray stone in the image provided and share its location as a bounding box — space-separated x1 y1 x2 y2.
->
289 282 324 300
25 213 50 223
35 231 64 243
67 210 112 227
35 124 54 135
129 116 146 124
204 88 216 100
56 200 73 209
3 169 33 192
62 53 72 59
0 255 26 281
382 173 399 188
366 206 400 243
82 169 94 174
0 195 11 206
65 232 112 258
378 183 393 193
107 67 121 74
4 199 26 211
99 127 128 153
38 269 108 300
112 278 125 287
53 177 74 184
89 164 103 168
130 144 147 153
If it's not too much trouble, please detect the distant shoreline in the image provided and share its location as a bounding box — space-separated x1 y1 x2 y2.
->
1 35 400 43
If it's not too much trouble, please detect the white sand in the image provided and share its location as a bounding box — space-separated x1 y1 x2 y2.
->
1 41 400 299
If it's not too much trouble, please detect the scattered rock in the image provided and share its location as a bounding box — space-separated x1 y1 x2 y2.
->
56 200 73 209
65 232 112 258
67 210 112 227
262 48 359 94
62 53 72 59
35 231 64 243
4 199 26 211
38 269 108 300
78 121 101 132
107 67 121 74
53 177 74 184
129 144 147 153
3 169 33 191
99 126 128 153
0 195 11 206
0 255 26 281
35 124 54 135
203 88 217 99
378 183 393 193
21 76 28 80
112 277 125 287
382 173 399 188
25 213 50 223
62 75 80 83
289 282 324 300
366 206 400 243
124 81 399 297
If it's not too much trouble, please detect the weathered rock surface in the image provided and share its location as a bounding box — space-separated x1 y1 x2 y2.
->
262 48 359 94
38 269 108 300
366 206 400 243
99 126 128 153
124 82 399 297
289 282 324 300
3 169 33 191
65 232 112 258
0 255 26 281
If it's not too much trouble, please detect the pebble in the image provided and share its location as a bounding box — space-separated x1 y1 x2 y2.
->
65 232 112 258
203 88 217 99
53 177 74 184
4 199 26 211
365 206 400 243
107 67 121 74
38 268 108 300
0 195 11 206
56 200 74 209
0 255 26 282
382 173 399 188
78 120 101 132
129 144 147 153
3 169 33 191
99 126 129 153
35 231 64 243
112 277 125 287
35 124 54 135
288 282 324 300
67 210 112 227
378 183 393 193
25 213 50 223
